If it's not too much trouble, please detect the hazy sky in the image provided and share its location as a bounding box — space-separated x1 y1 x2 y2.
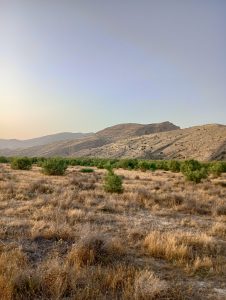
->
0 0 226 139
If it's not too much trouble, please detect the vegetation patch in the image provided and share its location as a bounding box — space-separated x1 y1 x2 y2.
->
104 170 123 193
42 158 68 176
11 157 32 170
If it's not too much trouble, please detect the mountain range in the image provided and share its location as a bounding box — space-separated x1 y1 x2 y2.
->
1 121 226 161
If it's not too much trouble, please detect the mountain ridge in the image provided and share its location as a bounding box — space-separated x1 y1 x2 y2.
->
1 122 226 161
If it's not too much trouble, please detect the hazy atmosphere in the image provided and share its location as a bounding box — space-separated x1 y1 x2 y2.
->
1 2 226 299
1 0 226 139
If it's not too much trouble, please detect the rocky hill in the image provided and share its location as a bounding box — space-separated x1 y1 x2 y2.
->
96 121 180 141
1 122 226 161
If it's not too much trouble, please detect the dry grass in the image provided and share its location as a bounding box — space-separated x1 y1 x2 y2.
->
0 163 226 299
67 233 124 267
144 230 225 275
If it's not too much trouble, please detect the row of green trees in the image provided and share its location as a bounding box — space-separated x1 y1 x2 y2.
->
1 156 226 184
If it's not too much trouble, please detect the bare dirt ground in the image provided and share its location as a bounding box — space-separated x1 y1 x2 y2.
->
0 164 226 299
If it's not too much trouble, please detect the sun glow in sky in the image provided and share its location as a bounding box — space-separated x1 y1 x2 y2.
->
0 0 226 139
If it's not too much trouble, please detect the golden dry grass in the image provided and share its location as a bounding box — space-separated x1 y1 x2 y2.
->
0 163 226 299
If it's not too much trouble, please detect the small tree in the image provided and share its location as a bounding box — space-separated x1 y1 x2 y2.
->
104 170 123 193
11 157 32 170
42 158 68 176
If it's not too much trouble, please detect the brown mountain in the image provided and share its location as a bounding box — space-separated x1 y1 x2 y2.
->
1 122 226 161
96 121 180 141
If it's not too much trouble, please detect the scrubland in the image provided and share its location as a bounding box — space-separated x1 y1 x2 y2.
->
0 163 226 299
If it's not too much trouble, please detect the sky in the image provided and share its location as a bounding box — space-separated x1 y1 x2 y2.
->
0 0 226 139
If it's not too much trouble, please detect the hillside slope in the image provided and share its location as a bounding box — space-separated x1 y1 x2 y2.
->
84 124 226 161
1 123 226 161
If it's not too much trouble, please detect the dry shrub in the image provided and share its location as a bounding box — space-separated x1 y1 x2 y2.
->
190 256 213 274
39 258 69 299
67 209 86 222
0 248 27 277
181 195 212 215
70 176 96 190
154 192 184 208
134 270 168 299
210 222 226 238
214 203 226 216
31 221 75 241
0 182 15 199
12 270 41 300
0 275 12 300
28 179 53 196
67 234 124 267
133 188 154 208
0 248 28 300
65 264 136 299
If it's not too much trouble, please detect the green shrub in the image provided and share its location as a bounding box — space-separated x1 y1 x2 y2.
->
104 170 123 193
137 160 156 172
138 160 150 172
80 168 94 173
155 160 169 171
181 160 208 183
11 157 32 170
116 159 138 170
183 168 208 183
167 160 181 172
0 156 9 163
36 157 47 167
149 162 157 171
180 159 202 173
208 162 226 177
42 158 68 175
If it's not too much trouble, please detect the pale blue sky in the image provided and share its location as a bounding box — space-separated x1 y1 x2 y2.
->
0 0 226 139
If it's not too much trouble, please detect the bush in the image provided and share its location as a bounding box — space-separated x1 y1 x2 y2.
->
181 160 208 183
180 159 202 173
116 159 138 170
42 158 68 175
0 156 9 163
149 162 157 171
80 168 94 173
208 162 226 177
11 157 32 170
155 160 169 171
104 170 123 193
183 168 208 183
138 160 156 172
167 160 181 172
138 160 150 172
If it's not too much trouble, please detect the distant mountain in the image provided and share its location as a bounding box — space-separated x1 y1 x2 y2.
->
0 132 93 150
1 122 226 161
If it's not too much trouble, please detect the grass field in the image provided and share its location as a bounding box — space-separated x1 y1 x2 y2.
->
0 163 226 299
